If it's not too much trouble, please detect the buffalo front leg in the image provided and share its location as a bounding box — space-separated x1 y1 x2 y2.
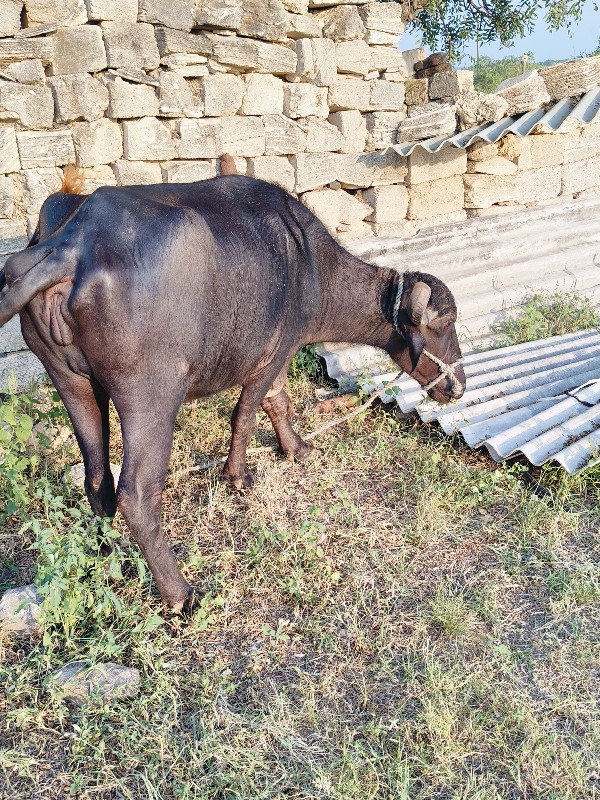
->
261 383 313 462
222 370 287 490
115 407 191 612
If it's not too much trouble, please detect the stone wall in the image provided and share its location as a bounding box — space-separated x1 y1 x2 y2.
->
0 0 424 254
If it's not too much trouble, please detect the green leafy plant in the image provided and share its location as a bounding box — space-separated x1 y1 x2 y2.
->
288 344 323 380
492 291 600 347
0 377 38 521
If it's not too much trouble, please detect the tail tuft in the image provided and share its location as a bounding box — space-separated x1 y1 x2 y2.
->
61 165 85 195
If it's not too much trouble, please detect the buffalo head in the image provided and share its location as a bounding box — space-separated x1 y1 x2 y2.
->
391 271 466 403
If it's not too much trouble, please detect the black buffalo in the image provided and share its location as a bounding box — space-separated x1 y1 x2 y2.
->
0 172 465 611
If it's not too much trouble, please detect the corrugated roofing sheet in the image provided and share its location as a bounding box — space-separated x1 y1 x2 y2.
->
317 331 600 474
389 86 600 156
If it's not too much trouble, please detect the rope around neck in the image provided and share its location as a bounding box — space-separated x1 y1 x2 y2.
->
392 276 404 333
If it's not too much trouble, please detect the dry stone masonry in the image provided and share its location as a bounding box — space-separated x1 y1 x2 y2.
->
0 1 598 255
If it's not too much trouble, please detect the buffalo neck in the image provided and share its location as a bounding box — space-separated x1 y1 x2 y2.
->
311 243 400 349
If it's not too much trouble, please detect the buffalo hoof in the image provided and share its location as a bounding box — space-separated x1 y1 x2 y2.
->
182 587 203 616
281 441 315 462
222 466 255 491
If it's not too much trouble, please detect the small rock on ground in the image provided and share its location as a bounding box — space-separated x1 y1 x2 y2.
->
0 584 42 635
67 462 122 489
49 661 141 704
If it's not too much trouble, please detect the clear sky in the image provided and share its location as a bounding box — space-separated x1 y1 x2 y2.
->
399 0 600 65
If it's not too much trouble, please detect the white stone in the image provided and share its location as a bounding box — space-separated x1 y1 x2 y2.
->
112 159 162 184
494 70 551 115
456 90 508 129
0 81 53 128
211 35 296 74
328 109 366 153
17 129 74 168
408 174 464 220
155 27 213 58
328 76 371 112
466 156 518 176
562 156 600 196
13 166 61 213
81 163 116 192
302 115 343 152
161 160 216 183
49 661 140 704
49 25 107 74
407 147 467 185
370 46 404 74
317 5 364 41
364 110 403 150
0 58 45 82
177 118 221 158
0 0 22 37
220 115 265 157
282 0 306 12
262 113 306 154
362 183 408 223
291 151 338 192
238 0 290 43
194 0 243 30
400 46 425 76
0 124 19 171
0 37 53 68
242 73 283 115
370 79 404 111
283 83 328 118
0 173 12 217
363 30 398 46
247 154 295 192
24 0 87 26
68 461 121 488
101 22 160 71
335 39 371 76
338 189 370 224
123 117 174 161
138 0 193 31
84 0 137 22
0 584 42 635
343 149 406 187
397 101 456 142
105 76 159 119
358 2 404 34
291 38 336 87
159 72 203 117
201 73 244 117
72 118 122 167
286 12 320 39
49 74 109 123
301 187 340 232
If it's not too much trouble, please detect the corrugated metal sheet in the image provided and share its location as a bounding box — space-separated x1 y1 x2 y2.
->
390 86 600 156
318 331 600 474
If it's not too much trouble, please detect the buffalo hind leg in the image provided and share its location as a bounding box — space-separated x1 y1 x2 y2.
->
44 367 116 523
115 399 192 612
261 386 313 462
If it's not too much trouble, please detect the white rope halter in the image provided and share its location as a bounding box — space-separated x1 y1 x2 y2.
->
391 276 464 399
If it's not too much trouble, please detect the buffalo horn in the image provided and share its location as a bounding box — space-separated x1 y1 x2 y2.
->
408 282 432 326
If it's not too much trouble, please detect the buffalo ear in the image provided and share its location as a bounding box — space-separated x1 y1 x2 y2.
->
408 282 433 326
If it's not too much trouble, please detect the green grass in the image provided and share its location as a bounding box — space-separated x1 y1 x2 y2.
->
491 291 600 348
1 371 598 799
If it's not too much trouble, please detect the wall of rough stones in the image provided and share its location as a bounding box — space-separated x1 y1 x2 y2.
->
0 0 426 257
1 2 599 262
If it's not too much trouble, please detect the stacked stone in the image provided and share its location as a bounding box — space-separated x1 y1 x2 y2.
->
0 0 428 245
464 123 600 216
